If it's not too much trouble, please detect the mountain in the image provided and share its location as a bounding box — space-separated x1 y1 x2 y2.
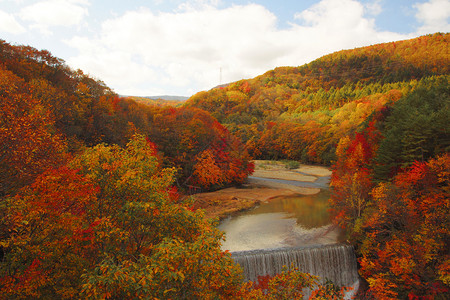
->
146 95 189 101
0 40 253 300
0 38 253 195
126 95 188 107
185 32 449 165
1 33 448 299
184 33 449 298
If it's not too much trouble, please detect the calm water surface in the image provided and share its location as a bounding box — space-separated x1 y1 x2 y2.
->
218 186 344 252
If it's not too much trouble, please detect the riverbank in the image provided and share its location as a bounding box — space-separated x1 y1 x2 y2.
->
192 161 332 220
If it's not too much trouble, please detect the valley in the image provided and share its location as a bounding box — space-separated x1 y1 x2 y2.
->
1 33 448 299
192 160 329 220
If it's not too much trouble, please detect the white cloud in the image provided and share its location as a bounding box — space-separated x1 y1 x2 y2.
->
295 0 371 29
178 0 222 11
414 0 450 34
285 0 405 65
0 10 26 34
65 0 407 96
19 0 89 35
364 0 382 15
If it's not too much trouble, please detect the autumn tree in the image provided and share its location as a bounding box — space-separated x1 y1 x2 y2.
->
358 154 449 299
145 106 253 191
71 135 244 299
240 267 349 300
0 66 67 198
330 121 381 230
185 34 449 164
0 166 98 298
193 149 224 189
1 135 245 298
0 39 121 151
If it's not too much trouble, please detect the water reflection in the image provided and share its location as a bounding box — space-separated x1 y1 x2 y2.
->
218 190 343 252
246 190 331 229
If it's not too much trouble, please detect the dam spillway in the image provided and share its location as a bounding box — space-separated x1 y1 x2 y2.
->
231 243 359 287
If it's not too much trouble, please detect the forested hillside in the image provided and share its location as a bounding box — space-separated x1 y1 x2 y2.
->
186 33 449 298
186 33 449 165
1 32 448 299
127 96 186 107
0 39 253 196
0 40 248 299
330 76 449 299
1 38 349 299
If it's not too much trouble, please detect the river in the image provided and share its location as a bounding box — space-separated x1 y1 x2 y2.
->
218 176 345 252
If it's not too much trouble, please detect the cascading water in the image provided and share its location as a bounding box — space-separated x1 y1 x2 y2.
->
232 243 359 287
221 172 361 296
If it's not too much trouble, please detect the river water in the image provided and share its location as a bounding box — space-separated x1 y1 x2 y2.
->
218 177 344 252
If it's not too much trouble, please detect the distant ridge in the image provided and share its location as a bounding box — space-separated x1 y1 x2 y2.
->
125 95 188 107
146 95 189 101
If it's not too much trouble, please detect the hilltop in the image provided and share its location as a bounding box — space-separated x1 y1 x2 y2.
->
186 33 449 298
126 95 188 107
0 32 448 299
185 32 449 165
0 39 253 196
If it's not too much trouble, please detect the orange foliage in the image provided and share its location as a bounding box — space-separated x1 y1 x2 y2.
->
330 125 381 228
193 149 224 189
0 166 99 298
186 34 448 164
0 66 67 197
359 154 450 299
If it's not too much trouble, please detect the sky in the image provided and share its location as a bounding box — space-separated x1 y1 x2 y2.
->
0 0 449 97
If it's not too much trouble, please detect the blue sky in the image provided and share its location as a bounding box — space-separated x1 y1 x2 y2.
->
0 0 449 96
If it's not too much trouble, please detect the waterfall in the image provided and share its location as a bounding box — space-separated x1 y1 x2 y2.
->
231 243 359 287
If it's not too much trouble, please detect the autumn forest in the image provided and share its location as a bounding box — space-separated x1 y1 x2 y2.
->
1 33 449 299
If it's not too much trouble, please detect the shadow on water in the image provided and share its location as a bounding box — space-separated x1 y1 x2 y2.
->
246 190 331 229
221 175 360 296
248 175 330 189
218 186 346 252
